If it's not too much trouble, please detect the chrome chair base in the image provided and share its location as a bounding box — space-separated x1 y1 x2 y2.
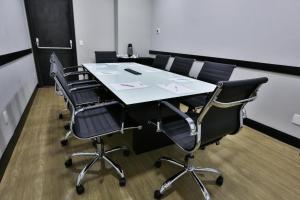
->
65 137 129 195
154 156 223 200
60 131 72 146
58 108 69 119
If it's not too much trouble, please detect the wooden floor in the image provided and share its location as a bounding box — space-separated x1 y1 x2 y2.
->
0 87 299 200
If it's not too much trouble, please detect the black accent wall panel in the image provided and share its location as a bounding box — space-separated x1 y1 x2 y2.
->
149 50 300 76
0 49 32 67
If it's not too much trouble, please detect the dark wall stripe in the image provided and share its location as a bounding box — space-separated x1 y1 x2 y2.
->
149 50 300 76
0 86 37 182
244 118 300 149
0 49 32 67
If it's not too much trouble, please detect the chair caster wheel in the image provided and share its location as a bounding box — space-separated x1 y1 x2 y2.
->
64 124 70 130
76 185 85 195
119 177 126 187
60 139 68 146
58 113 63 119
154 190 163 199
154 161 162 168
65 158 72 168
123 149 130 157
216 176 224 186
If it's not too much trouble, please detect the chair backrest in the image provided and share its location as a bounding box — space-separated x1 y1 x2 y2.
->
95 51 117 63
51 62 75 105
152 54 170 70
169 57 194 76
196 77 268 148
49 59 58 78
197 61 235 84
50 52 64 75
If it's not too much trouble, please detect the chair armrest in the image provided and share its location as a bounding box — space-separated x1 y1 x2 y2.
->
160 101 189 119
213 96 257 108
64 71 90 77
67 80 98 87
75 101 123 114
159 101 197 136
71 101 123 126
69 84 102 92
73 101 141 134
63 65 84 72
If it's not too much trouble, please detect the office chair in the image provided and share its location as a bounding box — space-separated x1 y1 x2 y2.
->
153 77 268 199
181 61 236 111
63 101 142 194
50 53 96 86
169 57 194 76
50 57 63 96
95 51 118 63
50 53 99 119
152 54 171 70
52 62 103 146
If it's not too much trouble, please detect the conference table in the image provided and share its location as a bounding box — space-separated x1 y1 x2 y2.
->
83 62 216 153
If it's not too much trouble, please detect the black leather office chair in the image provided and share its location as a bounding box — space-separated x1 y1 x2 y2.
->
52 61 142 195
181 61 236 110
95 51 118 63
197 61 236 84
152 54 171 70
50 53 95 86
63 100 142 195
169 57 194 76
52 62 103 146
50 53 100 120
153 77 268 199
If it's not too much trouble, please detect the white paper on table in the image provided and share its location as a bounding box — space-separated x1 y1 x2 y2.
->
97 71 119 75
158 83 194 94
168 77 195 83
111 81 148 91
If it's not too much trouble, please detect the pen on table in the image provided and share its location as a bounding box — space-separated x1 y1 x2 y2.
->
175 85 178 92
121 84 135 87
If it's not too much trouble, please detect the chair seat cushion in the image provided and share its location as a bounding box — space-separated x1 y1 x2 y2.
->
71 89 99 106
161 112 198 151
73 106 121 139
181 94 208 108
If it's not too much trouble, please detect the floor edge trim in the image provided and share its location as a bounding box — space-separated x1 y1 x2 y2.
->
244 118 300 149
0 86 38 182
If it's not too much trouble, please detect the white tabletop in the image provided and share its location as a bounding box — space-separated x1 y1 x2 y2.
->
83 63 216 105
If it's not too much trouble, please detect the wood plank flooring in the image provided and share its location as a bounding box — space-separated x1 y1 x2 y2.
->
0 87 299 200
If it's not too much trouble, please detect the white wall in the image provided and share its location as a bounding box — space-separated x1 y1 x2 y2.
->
151 0 300 139
151 0 300 66
0 0 33 55
116 0 152 57
73 0 115 64
231 68 300 139
0 0 38 158
73 0 152 60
